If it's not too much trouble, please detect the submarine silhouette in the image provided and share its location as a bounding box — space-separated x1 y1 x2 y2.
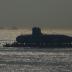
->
3 27 72 48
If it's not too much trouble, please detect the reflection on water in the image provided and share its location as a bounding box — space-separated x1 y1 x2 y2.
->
0 47 72 72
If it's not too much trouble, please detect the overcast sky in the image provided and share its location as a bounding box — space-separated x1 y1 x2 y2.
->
0 0 72 29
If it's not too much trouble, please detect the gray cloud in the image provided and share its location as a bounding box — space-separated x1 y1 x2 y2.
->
0 0 72 29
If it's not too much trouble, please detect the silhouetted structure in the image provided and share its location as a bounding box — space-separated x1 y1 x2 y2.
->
3 27 72 48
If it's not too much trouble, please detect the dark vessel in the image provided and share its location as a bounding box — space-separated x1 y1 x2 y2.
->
3 27 72 48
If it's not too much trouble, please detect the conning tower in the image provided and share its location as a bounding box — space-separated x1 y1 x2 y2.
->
32 27 42 36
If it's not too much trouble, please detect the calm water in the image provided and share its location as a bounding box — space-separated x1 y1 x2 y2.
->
0 47 72 72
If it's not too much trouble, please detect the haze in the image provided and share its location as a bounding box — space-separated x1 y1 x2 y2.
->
0 0 72 30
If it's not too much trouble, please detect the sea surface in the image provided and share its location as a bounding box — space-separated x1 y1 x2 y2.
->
0 29 72 72
0 47 72 72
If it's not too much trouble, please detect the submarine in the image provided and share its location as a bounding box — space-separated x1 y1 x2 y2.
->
3 27 72 48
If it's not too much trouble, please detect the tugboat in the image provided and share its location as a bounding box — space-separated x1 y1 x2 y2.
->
3 27 72 48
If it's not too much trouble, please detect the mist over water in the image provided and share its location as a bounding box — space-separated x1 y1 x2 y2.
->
0 29 72 40
0 29 31 40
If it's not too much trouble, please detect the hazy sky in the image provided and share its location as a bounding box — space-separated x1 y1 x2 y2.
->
0 0 72 29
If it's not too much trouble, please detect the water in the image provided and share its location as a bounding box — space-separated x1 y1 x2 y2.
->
0 47 72 72
0 30 72 72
